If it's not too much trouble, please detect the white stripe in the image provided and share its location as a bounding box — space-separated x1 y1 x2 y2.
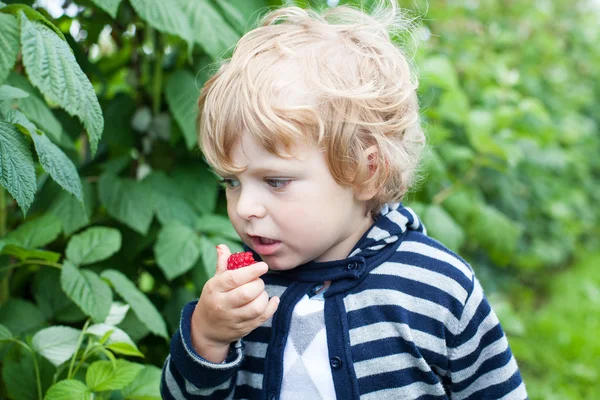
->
459 278 483 327
265 284 287 299
367 225 390 241
497 381 528 400
349 321 447 358
372 261 469 303
404 206 421 230
164 357 187 400
354 353 430 379
453 356 520 399
361 380 447 400
344 289 460 334
386 210 409 231
244 341 268 358
452 337 509 383
398 241 472 280
451 310 499 359
185 376 231 396
236 371 263 389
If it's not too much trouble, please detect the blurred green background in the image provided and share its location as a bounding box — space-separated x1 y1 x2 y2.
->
0 0 598 399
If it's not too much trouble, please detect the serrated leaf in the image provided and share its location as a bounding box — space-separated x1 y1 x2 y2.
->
66 226 122 266
0 13 19 85
45 380 91 400
101 269 168 338
48 180 93 236
3 214 61 248
90 0 122 18
422 205 466 252
165 70 199 150
32 326 81 367
0 323 12 340
196 214 240 241
0 84 29 101
98 174 154 235
121 365 162 400
129 0 193 48
31 131 83 201
0 120 37 215
19 14 103 156
2 4 66 41
177 0 239 59
33 268 86 323
104 302 130 326
86 359 144 392
106 342 145 357
61 260 113 322
6 72 75 150
4 108 37 136
154 222 202 280
0 299 46 336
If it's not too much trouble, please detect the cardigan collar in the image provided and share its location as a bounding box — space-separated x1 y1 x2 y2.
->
244 202 426 284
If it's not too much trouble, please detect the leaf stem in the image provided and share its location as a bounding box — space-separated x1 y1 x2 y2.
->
0 259 62 274
67 318 91 379
152 33 164 115
8 340 43 400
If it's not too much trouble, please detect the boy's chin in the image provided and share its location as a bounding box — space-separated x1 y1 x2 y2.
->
258 254 299 271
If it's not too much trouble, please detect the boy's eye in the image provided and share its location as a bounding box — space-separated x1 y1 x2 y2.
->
265 179 291 189
220 178 240 189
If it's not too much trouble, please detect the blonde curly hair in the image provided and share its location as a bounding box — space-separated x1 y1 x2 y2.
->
197 0 425 217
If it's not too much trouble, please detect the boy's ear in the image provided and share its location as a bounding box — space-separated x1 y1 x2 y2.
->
354 145 378 201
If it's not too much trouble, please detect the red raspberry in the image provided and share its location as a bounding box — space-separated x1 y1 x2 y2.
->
227 252 256 270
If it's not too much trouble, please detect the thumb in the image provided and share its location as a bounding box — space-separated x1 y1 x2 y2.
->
215 244 231 275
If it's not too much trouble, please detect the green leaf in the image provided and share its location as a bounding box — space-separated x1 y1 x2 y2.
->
106 342 145 358
0 323 12 340
66 226 122 266
101 269 168 338
466 109 507 159
1 4 66 41
0 13 19 85
2 214 61 248
421 56 459 90
48 180 93 236
104 302 130 326
178 0 240 59
90 0 122 18
6 72 75 150
44 380 91 400
0 84 29 101
214 0 247 34
0 299 46 336
3 344 56 400
0 243 61 262
164 287 196 333
31 326 81 367
98 174 154 235
196 214 240 241
129 0 193 48
121 365 162 400
61 260 113 323
3 108 37 136
117 309 150 343
422 205 465 251
154 222 202 280
200 235 218 279
33 268 86 323
0 120 37 215
165 70 199 150
86 359 144 391
31 131 83 201
171 166 219 215
144 171 199 228
19 13 103 156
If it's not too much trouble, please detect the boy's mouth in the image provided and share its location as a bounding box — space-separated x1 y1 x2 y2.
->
249 236 281 255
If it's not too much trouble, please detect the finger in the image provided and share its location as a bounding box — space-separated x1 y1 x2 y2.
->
215 244 232 275
217 262 269 292
255 296 280 325
226 278 265 309
233 290 270 320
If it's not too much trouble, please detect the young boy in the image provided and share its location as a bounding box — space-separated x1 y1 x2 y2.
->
161 1 527 399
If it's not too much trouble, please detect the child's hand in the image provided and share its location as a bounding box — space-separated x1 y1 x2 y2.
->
190 244 279 363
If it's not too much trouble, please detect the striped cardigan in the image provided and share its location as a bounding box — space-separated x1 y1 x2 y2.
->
161 203 527 399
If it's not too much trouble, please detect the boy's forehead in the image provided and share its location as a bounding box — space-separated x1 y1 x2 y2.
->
230 132 313 168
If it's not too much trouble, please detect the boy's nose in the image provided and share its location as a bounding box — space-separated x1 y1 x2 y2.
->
235 188 266 220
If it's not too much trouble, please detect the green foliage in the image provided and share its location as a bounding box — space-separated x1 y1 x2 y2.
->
0 0 597 399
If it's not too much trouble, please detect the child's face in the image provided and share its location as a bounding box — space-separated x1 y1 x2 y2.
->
222 133 375 271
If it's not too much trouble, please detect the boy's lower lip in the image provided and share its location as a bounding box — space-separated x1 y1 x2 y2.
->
250 236 281 256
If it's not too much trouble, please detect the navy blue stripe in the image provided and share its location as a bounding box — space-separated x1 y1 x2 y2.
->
351 336 423 363
358 367 441 394
347 304 447 336
452 348 514 392
463 368 524 399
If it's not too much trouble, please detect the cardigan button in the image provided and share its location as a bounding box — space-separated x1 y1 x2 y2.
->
268 395 277 400
347 262 358 270
330 356 343 369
